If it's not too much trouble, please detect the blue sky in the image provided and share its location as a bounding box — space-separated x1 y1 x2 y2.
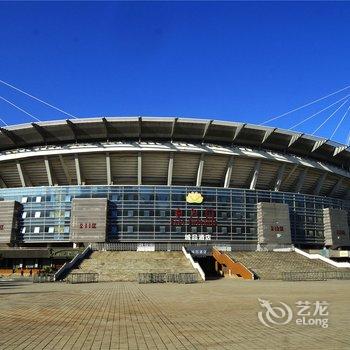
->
0 1 349 144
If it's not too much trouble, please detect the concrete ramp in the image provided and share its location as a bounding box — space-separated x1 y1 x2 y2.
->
72 251 201 282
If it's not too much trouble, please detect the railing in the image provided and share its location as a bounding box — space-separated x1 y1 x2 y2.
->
92 242 187 251
294 247 350 268
66 273 99 284
182 246 206 281
33 274 55 283
212 248 254 280
138 272 198 284
282 271 350 281
54 245 92 281
91 242 294 252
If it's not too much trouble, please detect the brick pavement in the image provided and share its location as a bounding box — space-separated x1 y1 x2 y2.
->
0 279 349 350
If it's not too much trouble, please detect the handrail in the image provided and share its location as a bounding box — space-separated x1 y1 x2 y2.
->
54 244 92 281
294 247 350 268
182 246 205 281
212 248 254 280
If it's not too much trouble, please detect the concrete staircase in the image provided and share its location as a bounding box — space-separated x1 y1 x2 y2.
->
72 251 199 282
229 251 339 280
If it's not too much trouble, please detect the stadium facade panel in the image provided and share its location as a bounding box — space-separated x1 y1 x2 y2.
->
0 117 349 249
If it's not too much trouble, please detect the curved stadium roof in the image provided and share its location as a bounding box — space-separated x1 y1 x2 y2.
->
0 117 348 200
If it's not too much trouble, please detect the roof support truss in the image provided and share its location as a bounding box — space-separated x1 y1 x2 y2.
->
137 152 142 185
106 152 112 185
31 123 57 144
288 133 304 148
59 155 72 185
224 156 234 188
196 154 205 187
249 160 261 190
280 164 298 189
167 153 174 186
295 168 308 193
0 128 23 147
16 161 31 187
313 173 327 196
232 123 246 143
0 175 8 188
44 156 53 186
333 146 349 157
66 120 79 142
138 117 142 142
274 163 286 191
311 140 328 153
262 128 277 144
102 117 111 141
74 154 82 185
170 118 178 141
328 178 343 197
202 120 213 143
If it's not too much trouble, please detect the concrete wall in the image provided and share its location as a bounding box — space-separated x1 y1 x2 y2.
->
257 202 291 245
70 198 108 243
0 201 21 244
323 208 350 248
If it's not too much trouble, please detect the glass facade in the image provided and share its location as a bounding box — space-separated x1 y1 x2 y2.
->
0 185 349 245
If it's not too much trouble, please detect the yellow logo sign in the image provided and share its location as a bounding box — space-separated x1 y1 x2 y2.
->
186 192 204 204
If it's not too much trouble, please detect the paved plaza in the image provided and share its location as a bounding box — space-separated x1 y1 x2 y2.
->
0 279 349 350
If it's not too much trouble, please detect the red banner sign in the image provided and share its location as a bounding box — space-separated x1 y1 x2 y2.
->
171 208 217 227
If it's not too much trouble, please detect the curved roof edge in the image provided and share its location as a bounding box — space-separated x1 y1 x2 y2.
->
0 116 349 169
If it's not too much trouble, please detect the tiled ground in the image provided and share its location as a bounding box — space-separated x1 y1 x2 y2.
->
0 279 349 350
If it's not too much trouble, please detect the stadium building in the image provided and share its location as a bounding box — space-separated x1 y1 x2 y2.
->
0 117 349 273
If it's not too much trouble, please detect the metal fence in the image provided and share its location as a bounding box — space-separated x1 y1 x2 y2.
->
282 271 350 281
91 242 293 252
91 243 184 251
66 273 99 284
33 274 55 283
138 272 198 284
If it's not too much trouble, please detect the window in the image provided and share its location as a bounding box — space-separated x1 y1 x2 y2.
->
235 227 242 234
160 210 166 217
144 210 150 217
65 195 71 202
191 227 197 233
64 211 70 218
48 227 55 233
316 231 323 238
176 226 181 233
233 211 243 219
157 193 169 201
64 226 70 233
21 197 28 203
160 226 166 233
35 196 42 203
246 197 256 204
34 227 40 234
34 211 41 218
21 227 26 234
127 226 133 233
22 212 27 219
307 230 314 237
127 210 133 217
221 227 227 234
221 212 228 218
207 227 213 233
